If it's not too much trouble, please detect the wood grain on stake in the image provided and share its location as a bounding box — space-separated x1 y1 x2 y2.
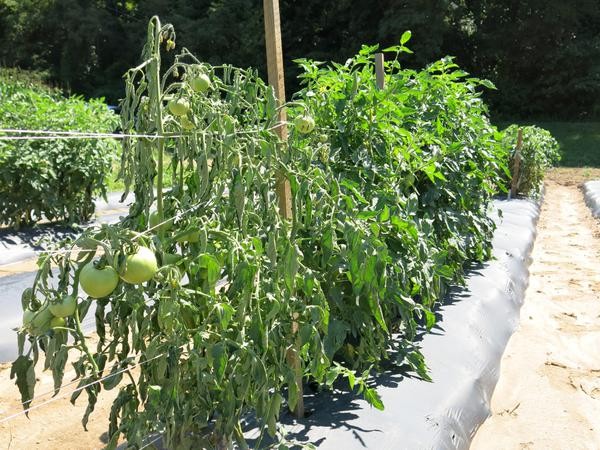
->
263 0 304 418
264 0 292 219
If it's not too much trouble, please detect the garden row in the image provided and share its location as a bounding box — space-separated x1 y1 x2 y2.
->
9 18 559 449
0 68 118 229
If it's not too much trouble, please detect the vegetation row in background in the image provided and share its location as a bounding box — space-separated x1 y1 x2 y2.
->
1 0 599 120
0 68 119 229
503 124 561 198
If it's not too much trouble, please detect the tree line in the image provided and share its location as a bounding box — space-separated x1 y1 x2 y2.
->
1 0 599 120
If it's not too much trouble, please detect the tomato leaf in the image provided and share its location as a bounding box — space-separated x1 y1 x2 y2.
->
10 355 36 412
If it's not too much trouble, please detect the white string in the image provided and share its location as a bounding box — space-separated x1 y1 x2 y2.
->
0 121 288 141
0 128 180 140
0 343 187 424
139 434 163 450
34 196 210 260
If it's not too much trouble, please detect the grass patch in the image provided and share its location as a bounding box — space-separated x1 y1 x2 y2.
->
496 121 600 168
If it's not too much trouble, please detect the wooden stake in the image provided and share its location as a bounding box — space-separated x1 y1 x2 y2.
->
264 0 292 220
510 128 524 199
375 53 385 90
263 0 304 419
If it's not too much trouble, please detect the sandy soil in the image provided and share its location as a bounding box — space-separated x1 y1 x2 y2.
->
0 360 122 450
471 174 600 449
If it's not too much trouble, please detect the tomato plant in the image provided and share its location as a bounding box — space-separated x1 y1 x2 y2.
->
11 19 515 450
502 124 560 197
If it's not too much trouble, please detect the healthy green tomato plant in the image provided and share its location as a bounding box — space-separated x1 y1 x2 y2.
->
0 69 118 229
287 37 508 380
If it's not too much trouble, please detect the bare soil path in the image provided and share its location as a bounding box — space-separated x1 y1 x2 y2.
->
471 170 600 449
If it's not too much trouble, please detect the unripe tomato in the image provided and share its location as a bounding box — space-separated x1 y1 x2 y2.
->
189 73 211 93
49 295 77 318
80 262 119 298
168 97 190 116
23 305 53 335
22 309 35 329
149 210 173 232
50 317 66 329
120 247 158 284
294 115 315 134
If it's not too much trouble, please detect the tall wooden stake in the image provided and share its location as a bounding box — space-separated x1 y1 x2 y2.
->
264 0 292 219
263 0 304 418
510 128 523 199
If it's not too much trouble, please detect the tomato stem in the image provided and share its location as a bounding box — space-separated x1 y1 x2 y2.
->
152 17 165 237
74 305 99 376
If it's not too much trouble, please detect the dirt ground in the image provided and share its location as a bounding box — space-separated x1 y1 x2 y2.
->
471 168 600 449
0 168 599 449
0 361 121 450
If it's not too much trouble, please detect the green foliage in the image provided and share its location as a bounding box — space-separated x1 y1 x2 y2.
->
502 125 561 197
11 20 509 449
2 0 600 119
288 42 507 380
0 69 118 228
445 0 600 119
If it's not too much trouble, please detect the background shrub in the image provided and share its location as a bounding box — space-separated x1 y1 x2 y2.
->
0 68 118 228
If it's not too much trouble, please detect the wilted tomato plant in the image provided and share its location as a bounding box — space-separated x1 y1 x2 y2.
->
10 16 353 450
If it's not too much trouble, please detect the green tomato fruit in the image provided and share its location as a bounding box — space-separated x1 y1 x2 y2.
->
189 73 211 93
49 295 77 318
50 316 66 329
168 97 190 116
22 309 35 329
80 262 119 298
120 246 158 284
149 210 173 232
294 115 315 134
24 305 54 335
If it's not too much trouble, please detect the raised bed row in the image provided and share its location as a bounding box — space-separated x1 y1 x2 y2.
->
255 198 541 449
